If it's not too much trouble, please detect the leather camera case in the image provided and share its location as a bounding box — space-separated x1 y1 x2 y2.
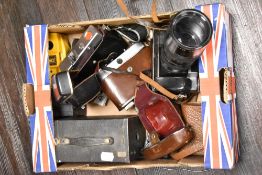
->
100 45 152 110
170 101 203 160
134 84 193 160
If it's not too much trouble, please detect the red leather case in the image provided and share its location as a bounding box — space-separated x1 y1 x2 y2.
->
134 84 193 160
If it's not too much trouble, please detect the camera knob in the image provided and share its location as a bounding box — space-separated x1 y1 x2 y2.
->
117 58 123 64
127 66 133 72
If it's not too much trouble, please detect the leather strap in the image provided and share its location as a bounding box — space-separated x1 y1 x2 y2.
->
116 0 130 18
151 0 160 22
139 72 179 100
170 143 203 161
116 0 160 23
55 137 114 147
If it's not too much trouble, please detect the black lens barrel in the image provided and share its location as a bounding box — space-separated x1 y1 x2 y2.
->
163 9 213 71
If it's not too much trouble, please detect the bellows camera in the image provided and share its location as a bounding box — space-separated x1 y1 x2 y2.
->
153 9 213 95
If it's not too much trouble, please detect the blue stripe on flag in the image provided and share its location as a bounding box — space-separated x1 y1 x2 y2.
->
46 111 54 135
198 57 205 73
201 101 206 122
212 4 219 33
36 143 42 173
217 24 228 70
205 138 211 169
195 5 201 11
41 25 47 53
48 143 56 172
29 114 36 144
219 101 233 147
25 53 33 84
220 136 229 169
45 58 50 85
27 26 33 53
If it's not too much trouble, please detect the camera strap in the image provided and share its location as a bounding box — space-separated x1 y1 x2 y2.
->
116 0 159 23
113 24 148 43
99 67 186 102
116 0 168 31
139 72 183 100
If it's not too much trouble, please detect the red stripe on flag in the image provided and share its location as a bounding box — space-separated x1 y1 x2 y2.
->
202 5 221 169
34 26 49 172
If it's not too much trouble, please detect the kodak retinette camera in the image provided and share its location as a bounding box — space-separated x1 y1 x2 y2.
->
153 9 213 95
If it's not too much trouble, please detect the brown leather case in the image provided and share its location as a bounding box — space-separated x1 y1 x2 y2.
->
170 102 204 160
101 46 152 110
143 127 193 160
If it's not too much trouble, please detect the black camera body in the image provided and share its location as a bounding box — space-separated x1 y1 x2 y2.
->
153 9 213 95
153 30 198 95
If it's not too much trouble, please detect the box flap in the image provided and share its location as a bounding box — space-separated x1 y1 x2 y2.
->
24 25 57 173
197 3 239 169
57 157 203 171
48 12 172 33
178 156 204 167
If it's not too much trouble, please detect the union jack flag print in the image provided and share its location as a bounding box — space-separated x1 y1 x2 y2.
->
24 25 57 172
196 4 239 169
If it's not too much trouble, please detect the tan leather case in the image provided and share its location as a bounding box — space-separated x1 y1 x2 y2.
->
101 46 152 110
170 101 203 160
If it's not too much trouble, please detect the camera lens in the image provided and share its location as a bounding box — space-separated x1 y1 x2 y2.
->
163 9 212 71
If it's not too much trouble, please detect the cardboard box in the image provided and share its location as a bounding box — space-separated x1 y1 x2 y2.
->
85 101 137 118
22 3 238 173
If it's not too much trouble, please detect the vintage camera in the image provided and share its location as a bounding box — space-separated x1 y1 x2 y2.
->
59 25 128 84
48 33 70 79
51 70 101 109
59 25 103 73
52 25 128 109
153 9 213 95
99 43 152 111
